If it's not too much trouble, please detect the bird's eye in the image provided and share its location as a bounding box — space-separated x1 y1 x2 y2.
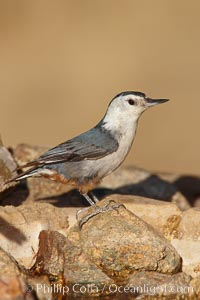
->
128 99 135 105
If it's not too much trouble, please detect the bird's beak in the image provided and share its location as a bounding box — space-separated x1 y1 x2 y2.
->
145 97 169 107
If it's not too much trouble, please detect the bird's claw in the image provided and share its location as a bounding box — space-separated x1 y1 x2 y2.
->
77 199 125 229
76 206 90 221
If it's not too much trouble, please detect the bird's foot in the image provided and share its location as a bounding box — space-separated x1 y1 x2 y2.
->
77 199 125 229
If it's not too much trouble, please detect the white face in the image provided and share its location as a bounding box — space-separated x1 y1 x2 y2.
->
105 93 148 126
109 93 147 117
103 92 168 131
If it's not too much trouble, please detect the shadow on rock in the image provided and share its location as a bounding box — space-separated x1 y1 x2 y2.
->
0 216 27 244
37 174 178 208
174 175 200 206
0 181 29 207
115 174 177 200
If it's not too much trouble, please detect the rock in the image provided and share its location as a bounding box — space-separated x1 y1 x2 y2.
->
178 208 200 240
31 230 114 298
0 137 17 193
0 276 34 300
2 142 200 299
31 230 66 276
0 247 21 276
27 276 53 300
63 232 114 297
13 143 47 166
173 175 200 208
26 177 72 201
29 205 183 297
100 166 190 210
190 277 200 297
68 199 182 283
159 172 200 208
168 208 200 278
0 202 69 268
171 239 200 278
103 194 182 238
0 247 34 300
126 271 193 298
36 194 183 236
170 191 190 211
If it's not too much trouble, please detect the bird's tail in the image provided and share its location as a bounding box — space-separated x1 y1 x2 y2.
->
5 166 40 184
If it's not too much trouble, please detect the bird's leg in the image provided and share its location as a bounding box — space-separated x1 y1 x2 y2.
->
89 192 99 203
76 192 101 226
82 193 97 206
76 193 97 221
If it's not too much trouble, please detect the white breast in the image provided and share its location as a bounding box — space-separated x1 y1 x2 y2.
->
84 116 138 179
99 127 137 176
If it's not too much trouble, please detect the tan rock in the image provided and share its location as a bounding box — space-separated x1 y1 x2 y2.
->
0 202 69 268
62 194 184 236
70 200 182 283
0 247 34 300
190 277 200 297
0 275 34 300
101 165 151 189
171 239 200 278
103 194 182 238
178 208 200 240
169 208 200 278
13 143 47 165
0 247 21 276
27 276 53 300
63 234 114 297
0 138 17 193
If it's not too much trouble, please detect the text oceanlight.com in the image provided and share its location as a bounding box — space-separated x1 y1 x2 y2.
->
27 283 195 296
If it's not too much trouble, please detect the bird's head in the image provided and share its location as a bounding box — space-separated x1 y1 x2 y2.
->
108 91 169 118
102 91 169 132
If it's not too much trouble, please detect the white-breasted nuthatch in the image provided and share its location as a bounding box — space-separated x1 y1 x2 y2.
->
7 91 169 226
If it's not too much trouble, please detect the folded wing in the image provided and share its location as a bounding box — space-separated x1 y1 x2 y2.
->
23 126 119 167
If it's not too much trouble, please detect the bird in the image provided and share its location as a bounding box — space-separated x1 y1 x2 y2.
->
6 91 169 226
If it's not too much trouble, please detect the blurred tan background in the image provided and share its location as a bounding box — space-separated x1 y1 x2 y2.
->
0 0 199 174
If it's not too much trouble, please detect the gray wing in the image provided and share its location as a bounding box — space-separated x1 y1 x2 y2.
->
26 126 118 166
